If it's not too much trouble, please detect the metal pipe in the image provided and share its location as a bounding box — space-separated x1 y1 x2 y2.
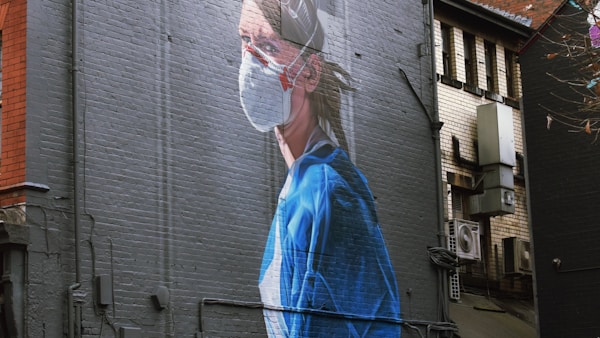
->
71 0 81 286
67 283 81 338
69 0 82 336
429 0 443 258
520 99 541 338
427 0 449 329
199 297 456 337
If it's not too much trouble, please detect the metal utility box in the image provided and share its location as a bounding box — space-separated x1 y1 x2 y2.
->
477 102 515 167
482 164 514 190
469 187 515 216
119 326 142 338
95 275 112 306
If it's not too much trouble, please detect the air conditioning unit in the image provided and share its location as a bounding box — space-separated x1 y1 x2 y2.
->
503 237 532 276
449 219 481 261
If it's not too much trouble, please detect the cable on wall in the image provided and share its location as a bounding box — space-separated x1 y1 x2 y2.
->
198 297 458 338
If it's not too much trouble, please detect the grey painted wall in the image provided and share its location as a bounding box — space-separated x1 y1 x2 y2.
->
520 4 600 337
24 0 440 336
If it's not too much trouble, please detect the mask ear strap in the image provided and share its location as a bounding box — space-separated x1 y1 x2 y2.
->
279 60 307 91
283 20 319 86
287 18 320 67
246 42 286 73
245 44 269 67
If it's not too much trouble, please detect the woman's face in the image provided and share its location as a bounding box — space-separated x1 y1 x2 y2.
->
238 0 324 145
238 0 315 119
238 0 303 70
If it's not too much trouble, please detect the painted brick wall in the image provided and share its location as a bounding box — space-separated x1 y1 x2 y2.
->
23 0 441 337
520 4 600 337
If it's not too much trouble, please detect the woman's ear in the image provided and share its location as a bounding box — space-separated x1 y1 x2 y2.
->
304 54 321 93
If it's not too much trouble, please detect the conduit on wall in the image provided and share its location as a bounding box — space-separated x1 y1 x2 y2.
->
157 0 175 335
198 298 457 338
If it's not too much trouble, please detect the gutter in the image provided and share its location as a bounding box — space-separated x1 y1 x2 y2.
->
71 0 81 286
68 0 82 336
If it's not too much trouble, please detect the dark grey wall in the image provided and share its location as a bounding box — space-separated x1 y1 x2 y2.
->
25 0 440 336
25 0 75 336
520 4 600 338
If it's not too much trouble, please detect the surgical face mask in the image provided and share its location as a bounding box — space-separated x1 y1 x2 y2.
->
238 44 306 132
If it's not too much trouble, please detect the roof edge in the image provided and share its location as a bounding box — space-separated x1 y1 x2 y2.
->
438 0 535 38
519 0 568 54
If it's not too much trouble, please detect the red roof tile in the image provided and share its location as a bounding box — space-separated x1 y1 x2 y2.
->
468 0 565 29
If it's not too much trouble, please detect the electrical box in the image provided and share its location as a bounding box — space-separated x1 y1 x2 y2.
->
469 187 515 216
471 102 516 216
119 326 142 338
95 275 112 306
482 164 514 190
477 102 515 167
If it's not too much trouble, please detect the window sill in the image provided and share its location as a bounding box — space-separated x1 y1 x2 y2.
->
464 84 483 96
436 75 521 110
484 90 504 103
441 75 463 89
504 97 520 109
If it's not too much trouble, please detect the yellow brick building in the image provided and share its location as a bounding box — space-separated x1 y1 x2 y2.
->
434 0 533 297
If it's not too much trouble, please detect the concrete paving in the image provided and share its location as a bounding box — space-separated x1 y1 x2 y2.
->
449 293 537 338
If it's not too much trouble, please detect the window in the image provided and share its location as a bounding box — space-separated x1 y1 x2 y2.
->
463 33 477 86
484 40 497 92
505 49 516 98
441 24 454 79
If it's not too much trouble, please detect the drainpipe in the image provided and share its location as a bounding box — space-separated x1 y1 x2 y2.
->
67 283 81 338
71 0 81 287
427 0 450 325
68 0 82 337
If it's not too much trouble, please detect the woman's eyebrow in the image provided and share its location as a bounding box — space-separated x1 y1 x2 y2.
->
239 24 277 40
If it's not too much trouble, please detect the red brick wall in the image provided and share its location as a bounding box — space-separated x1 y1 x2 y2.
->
0 0 27 206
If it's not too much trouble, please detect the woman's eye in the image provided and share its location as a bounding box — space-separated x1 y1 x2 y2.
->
241 35 251 44
261 43 279 55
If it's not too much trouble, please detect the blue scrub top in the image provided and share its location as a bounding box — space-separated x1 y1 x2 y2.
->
259 137 401 337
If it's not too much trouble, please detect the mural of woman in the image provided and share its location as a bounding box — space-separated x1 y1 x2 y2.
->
238 0 402 336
